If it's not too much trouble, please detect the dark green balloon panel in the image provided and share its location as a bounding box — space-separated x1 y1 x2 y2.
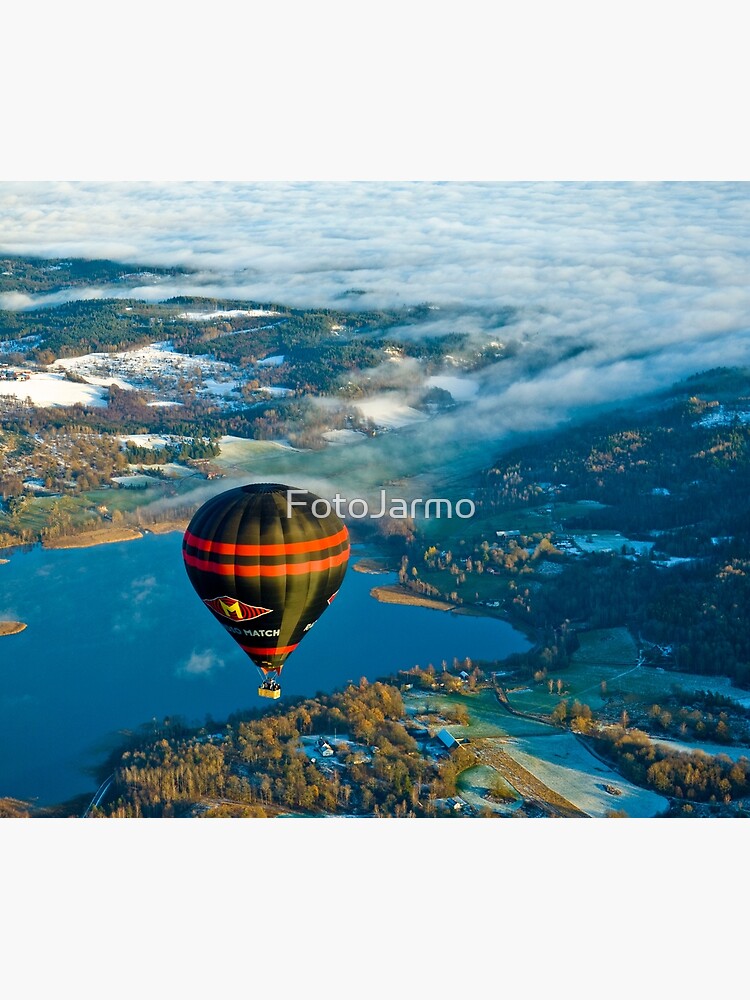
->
182 483 349 677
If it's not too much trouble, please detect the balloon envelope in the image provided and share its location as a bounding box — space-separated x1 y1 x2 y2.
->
182 483 349 678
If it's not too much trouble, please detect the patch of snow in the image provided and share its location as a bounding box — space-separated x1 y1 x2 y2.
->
257 355 285 366
178 309 279 320
53 341 243 404
695 405 750 428
0 372 107 408
259 386 293 397
82 374 134 390
0 334 42 354
200 378 240 398
118 434 171 449
651 737 750 761
506 734 669 818
653 556 697 567
322 429 367 445
355 392 429 429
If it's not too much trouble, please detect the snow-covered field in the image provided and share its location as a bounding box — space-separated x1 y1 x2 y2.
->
322 429 367 445
651 737 750 761
0 372 108 407
201 378 240 398
505 734 669 818
0 334 42 354
53 341 248 404
178 309 279 320
258 386 293 398
50 342 298 408
457 764 523 815
78 374 134 390
355 392 428 429
118 434 172 449
54 341 235 386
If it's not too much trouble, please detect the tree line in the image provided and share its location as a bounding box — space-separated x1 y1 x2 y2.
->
92 681 472 819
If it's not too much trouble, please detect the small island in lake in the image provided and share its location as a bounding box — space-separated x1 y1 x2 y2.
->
353 557 395 574
0 621 27 637
370 584 457 611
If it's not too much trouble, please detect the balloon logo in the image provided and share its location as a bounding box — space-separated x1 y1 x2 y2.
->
182 483 349 699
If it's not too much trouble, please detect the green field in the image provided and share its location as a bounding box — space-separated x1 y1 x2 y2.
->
571 531 652 555
507 627 641 715
7 477 196 539
416 565 513 612
418 499 614 549
405 689 554 740
506 626 750 716
213 433 414 498
213 436 302 475
417 502 553 548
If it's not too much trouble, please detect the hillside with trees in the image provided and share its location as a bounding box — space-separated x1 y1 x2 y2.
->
390 368 750 688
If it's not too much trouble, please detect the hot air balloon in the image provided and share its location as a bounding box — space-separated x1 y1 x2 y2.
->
182 483 349 699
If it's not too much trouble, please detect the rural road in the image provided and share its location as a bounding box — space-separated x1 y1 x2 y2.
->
82 774 114 817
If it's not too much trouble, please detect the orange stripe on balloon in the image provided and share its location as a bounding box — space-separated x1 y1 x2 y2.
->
184 526 348 557
183 546 350 577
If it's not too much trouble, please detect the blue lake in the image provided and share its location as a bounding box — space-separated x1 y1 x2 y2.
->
0 533 530 806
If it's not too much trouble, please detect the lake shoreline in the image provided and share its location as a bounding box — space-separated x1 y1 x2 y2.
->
34 519 189 552
0 533 531 807
5 524 528 632
43 527 144 549
143 519 189 536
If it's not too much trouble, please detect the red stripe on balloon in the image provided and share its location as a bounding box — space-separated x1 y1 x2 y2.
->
183 526 348 557
239 642 299 655
183 546 350 577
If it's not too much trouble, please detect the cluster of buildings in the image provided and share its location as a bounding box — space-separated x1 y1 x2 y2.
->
0 365 31 381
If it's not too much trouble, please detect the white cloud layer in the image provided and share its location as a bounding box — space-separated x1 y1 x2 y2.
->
1 182 749 452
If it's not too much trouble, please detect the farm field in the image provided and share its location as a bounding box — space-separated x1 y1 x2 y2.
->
506 627 750 716
418 501 553 548
406 688 670 817
570 530 653 555
502 734 669 818
456 764 522 815
506 627 641 714
405 689 553 740
213 435 300 473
